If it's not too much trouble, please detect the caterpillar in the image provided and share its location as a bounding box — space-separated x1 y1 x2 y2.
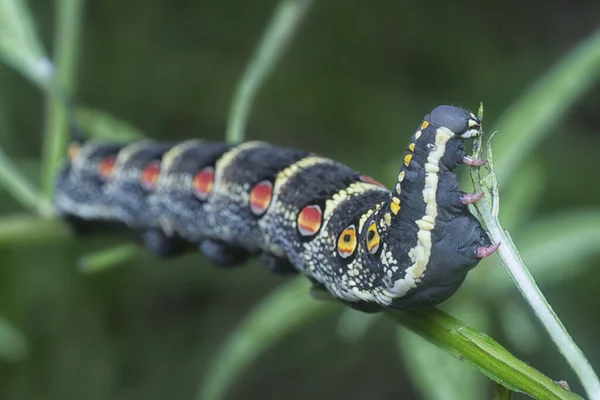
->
55 105 498 312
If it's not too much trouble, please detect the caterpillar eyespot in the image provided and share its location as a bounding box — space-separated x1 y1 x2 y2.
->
193 167 214 201
55 105 494 312
337 225 358 259
98 157 116 179
366 221 380 254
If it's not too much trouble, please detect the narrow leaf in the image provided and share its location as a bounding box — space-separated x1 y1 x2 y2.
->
0 147 53 216
0 214 70 245
485 210 600 293
76 107 146 141
41 0 83 198
198 277 337 400
490 28 600 188
0 0 52 87
226 0 313 143
78 243 139 273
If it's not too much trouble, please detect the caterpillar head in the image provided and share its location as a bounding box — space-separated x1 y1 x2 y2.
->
425 105 481 139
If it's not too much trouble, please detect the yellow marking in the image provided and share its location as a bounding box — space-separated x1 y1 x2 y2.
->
112 140 157 178
322 182 387 222
403 154 412 167
215 141 265 181
160 139 203 172
415 130 422 139
398 170 405 182
390 201 400 215
392 197 400 205
358 208 375 231
384 213 392 226
67 142 81 161
116 140 154 166
395 183 401 194
366 221 381 254
337 225 357 258
408 143 415 152
468 119 479 128
420 121 429 130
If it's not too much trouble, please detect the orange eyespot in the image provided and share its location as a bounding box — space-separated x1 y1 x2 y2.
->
366 221 381 254
249 180 273 216
297 205 322 237
337 225 357 259
359 174 385 188
193 166 215 201
98 157 116 179
140 161 161 190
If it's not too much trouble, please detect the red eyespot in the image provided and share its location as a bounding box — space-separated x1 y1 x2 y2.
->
140 161 161 190
297 205 323 237
249 180 273 216
98 157 116 179
193 166 214 200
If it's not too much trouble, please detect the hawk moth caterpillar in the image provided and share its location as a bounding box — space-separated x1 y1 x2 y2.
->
55 105 498 312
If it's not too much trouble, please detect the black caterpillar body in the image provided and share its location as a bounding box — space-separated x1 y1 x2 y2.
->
55 105 494 312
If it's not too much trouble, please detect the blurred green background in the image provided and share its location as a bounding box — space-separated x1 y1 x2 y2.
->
1 1 600 399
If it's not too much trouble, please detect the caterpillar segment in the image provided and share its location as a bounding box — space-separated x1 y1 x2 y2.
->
55 105 497 311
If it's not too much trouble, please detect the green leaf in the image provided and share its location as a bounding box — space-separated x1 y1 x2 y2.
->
489 27 600 188
389 308 582 399
40 0 84 199
76 107 146 141
0 316 28 361
0 147 53 216
485 210 600 293
198 277 338 400
78 243 139 273
226 0 313 143
397 303 488 400
0 214 70 245
0 0 52 87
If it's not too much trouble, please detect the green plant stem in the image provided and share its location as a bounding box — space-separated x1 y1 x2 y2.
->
226 0 313 143
388 308 581 399
493 383 513 400
0 214 70 244
0 148 53 216
41 0 83 199
471 138 600 399
78 243 139 273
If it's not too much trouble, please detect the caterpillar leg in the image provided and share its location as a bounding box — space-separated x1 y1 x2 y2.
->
258 253 298 275
198 239 251 267
141 229 189 258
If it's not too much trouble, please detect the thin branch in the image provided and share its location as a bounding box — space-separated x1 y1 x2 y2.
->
471 132 600 399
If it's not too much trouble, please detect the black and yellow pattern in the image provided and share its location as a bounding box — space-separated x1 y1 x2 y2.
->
55 105 497 312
